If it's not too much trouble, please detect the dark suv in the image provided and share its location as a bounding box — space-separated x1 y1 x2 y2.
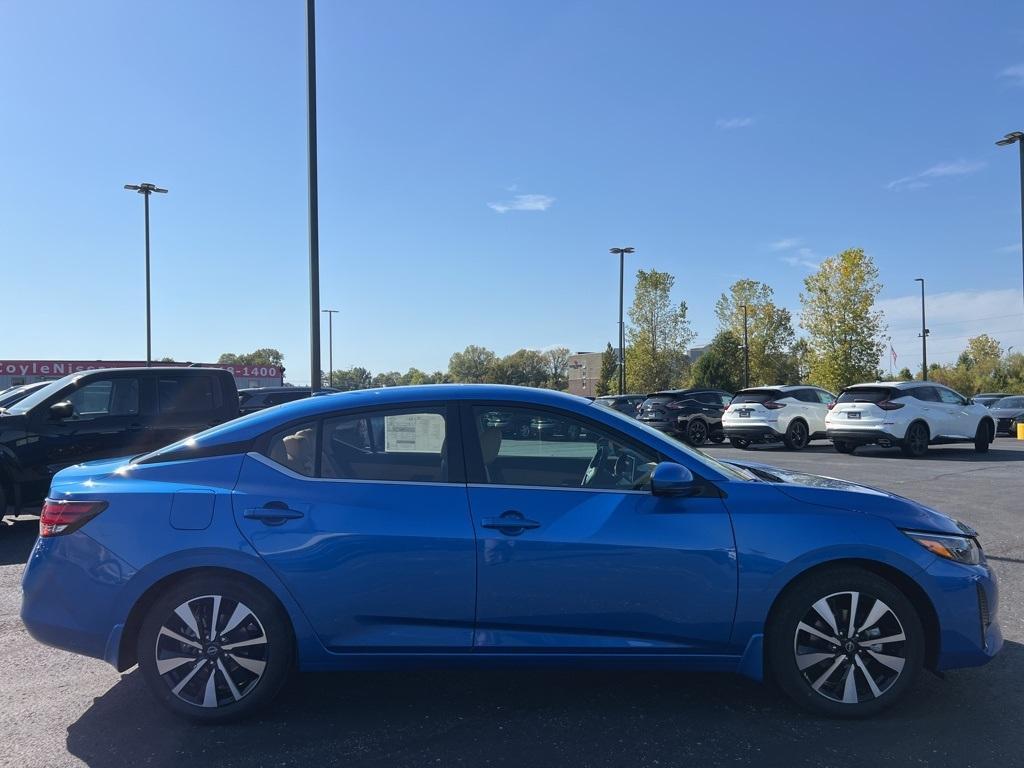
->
637 388 733 445
238 386 339 415
0 367 238 515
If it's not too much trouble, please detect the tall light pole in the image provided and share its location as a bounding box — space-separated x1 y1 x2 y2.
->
322 309 338 388
307 0 322 391
996 131 1024 315
915 278 929 380
123 182 168 366
741 304 750 388
609 247 635 394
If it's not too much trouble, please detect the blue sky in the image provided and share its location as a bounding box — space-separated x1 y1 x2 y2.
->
2 1 1023 384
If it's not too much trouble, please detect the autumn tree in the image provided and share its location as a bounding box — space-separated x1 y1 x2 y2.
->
543 346 571 390
625 269 695 392
690 331 744 392
715 279 796 386
799 249 886 392
596 343 618 396
448 345 496 383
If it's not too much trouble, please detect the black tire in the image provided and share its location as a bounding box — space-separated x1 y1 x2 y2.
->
900 422 929 458
783 420 810 451
729 437 751 449
137 573 294 723
974 421 992 453
685 419 709 446
833 441 854 454
709 432 726 444
767 566 924 718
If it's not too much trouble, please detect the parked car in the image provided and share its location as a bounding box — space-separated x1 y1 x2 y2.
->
973 392 1010 408
238 386 338 415
637 389 731 445
592 394 646 417
988 396 1024 436
21 384 1000 721
722 385 835 450
0 381 51 412
825 382 995 457
0 367 238 515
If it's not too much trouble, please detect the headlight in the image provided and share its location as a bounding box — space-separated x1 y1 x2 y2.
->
904 531 981 565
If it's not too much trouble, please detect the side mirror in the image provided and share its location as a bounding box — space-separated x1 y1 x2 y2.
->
651 461 697 497
49 401 74 420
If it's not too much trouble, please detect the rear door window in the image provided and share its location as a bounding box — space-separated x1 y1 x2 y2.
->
158 375 220 414
911 387 940 403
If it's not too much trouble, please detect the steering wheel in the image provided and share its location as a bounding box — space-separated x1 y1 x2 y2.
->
581 439 611 487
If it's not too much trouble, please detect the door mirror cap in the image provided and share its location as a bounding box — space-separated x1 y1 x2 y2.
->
651 462 697 497
49 401 74 420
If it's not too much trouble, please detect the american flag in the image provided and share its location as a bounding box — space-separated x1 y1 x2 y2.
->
890 344 898 366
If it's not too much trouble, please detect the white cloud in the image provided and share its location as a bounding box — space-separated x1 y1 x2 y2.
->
769 237 802 251
487 193 555 214
998 64 1024 85
781 247 819 270
878 289 1024 365
887 159 986 190
716 117 754 130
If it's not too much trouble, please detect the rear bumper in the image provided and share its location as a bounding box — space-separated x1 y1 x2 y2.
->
826 428 901 446
637 419 680 435
723 424 784 442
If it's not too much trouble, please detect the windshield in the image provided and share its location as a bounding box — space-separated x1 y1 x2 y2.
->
4 375 76 414
589 400 755 481
993 397 1024 409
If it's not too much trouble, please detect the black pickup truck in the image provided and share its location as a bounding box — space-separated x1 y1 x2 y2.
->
0 367 238 515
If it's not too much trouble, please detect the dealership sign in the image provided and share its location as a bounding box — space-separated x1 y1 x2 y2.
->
0 360 282 380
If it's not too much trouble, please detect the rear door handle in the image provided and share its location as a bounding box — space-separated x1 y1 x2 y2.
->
481 511 540 535
244 504 304 525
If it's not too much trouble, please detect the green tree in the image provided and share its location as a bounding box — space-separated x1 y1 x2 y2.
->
370 371 402 388
690 331 744 392
715 279 796 386
218 348 284 367
799 249 886 392
543 347 571 390
898 367 913 381
487 349 549 387
330 367 373 391
595 342 618 396
448 345 496 383
625 269 695 392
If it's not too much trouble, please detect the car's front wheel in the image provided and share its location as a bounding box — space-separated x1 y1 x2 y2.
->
974 421 992 453
137 573 293 722
709 431 725 444
767 567 924 718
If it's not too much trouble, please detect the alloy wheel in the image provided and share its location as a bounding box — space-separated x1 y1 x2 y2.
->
154 595 268 708
905 424 928 456
793 591 907 705
788 421 808 449
688 420 708 445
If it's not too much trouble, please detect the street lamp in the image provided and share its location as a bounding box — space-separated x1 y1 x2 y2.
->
123 182 168 366
322 309 338 388
609 247 635 395
995 131 1024 314
914 278 929 380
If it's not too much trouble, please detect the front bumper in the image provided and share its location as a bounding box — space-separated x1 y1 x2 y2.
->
723 424 784 442
826 428 901 447
923 556 1002 670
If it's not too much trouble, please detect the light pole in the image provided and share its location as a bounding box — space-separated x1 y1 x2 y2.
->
123 182 168 366
307 0 322 391
322 309 338 388
995 131 1024 314
609 247 635 394
741 303 750 388
915 278 929 380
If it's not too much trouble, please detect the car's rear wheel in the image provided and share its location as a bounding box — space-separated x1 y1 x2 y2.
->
729 437 751 449
833 441 854 454
974 421 992 453
783 420 810 451
686 419 709 446
767 567 924 718
900 422 929 458
137 573 293 722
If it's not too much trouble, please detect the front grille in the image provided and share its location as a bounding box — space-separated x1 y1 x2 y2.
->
997 417 1013 433
977 582 991 649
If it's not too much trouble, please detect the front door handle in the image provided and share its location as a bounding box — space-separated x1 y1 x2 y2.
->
244 503 304 525
481 511 540 535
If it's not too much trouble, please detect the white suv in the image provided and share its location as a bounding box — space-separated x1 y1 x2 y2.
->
825 381 995 457
722 385 836 451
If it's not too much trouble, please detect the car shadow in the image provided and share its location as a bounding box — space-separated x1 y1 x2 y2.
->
66 641 1024 767
0 515 38 566
701 442 1024 462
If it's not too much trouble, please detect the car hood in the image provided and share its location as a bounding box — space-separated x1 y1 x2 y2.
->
989 407 1024 418
725 459 964 535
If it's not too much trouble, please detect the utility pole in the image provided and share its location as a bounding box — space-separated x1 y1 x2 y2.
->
609 247 635 394
741 304 750 388
915 278 929 380
123 182 168 366
995 132 1024 317
306 0 322 391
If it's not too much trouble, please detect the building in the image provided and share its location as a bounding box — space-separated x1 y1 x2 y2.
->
687 344 709 363
0 359 284 391
567 350 610 397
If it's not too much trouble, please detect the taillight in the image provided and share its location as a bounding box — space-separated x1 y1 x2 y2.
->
876 400 905 411
763 401 787 410
39 499 108 537
827 401 836 410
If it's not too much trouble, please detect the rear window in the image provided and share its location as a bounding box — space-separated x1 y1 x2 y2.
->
732 389 782 404
837 387 893 404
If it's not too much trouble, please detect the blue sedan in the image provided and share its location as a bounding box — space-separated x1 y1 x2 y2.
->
21 385 1001 721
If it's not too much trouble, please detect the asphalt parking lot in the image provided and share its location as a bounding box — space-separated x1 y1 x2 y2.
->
2 440 1023 768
